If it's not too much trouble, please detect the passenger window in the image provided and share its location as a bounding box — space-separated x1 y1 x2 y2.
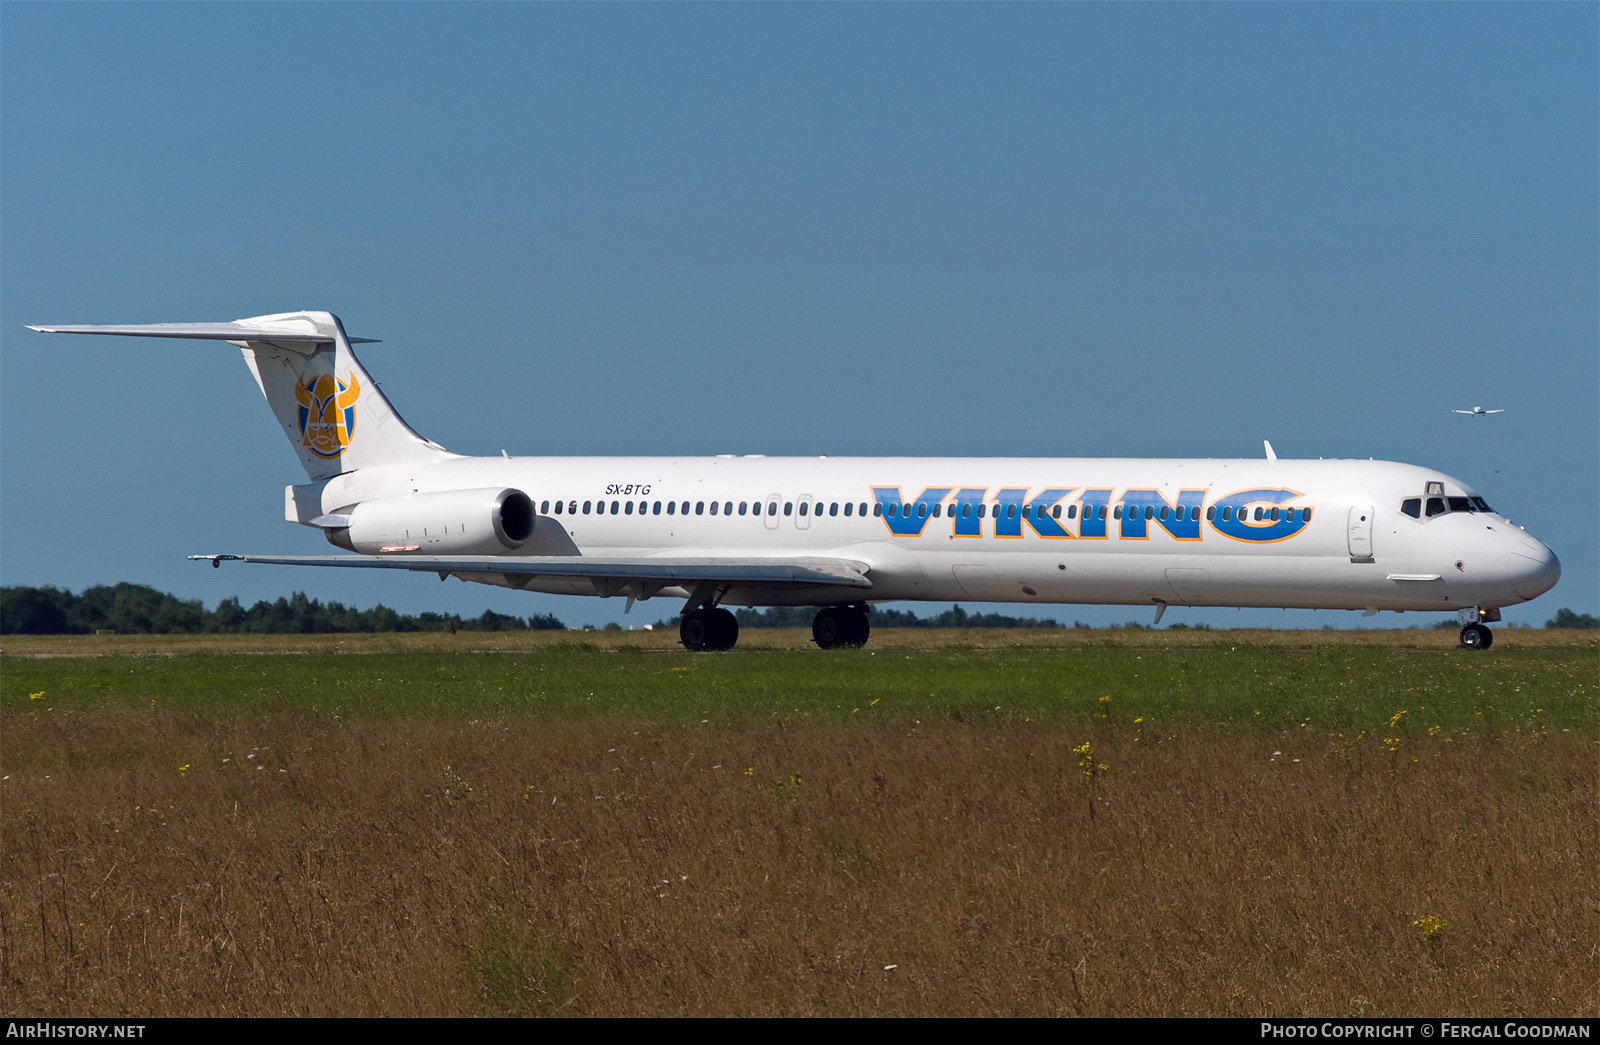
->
918 503 928 518
1426 497 1446 517
1302 507 1312 521
1220 506 1231 521
844 502 853 517
1158 506 1168 521
550 500 559 514
1052 505 1062 519
873 504 882 517
724 502 733 516
1114 506 1123 520
653 501 661 515
785 502 794 516
710 501 719 515
932 504 941 518
1144 505 1154 520
667 501 676 515
830 503 838 516
738 502 747 516
695 501 705 515
625 501 634 515
800 502 809 516
1068 504 1077 519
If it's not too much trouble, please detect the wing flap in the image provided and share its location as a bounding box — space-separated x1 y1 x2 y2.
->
190 553 873 589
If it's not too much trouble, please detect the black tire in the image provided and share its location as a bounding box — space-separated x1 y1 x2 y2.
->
1459 623 1493 650
680 609 712 651
842 607 870 647
812 608 844 649
709 608 739 651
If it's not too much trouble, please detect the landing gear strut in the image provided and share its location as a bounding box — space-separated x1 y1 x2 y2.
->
680 606 738 652
812 605 871 649
1459 623 1494 650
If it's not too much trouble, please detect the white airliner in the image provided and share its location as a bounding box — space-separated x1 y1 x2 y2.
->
29 311 1560 651
1452 406 1505 418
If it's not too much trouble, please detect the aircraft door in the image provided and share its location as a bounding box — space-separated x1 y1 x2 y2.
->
796 494 814 530
764 495 780 530
1347 506 1374 562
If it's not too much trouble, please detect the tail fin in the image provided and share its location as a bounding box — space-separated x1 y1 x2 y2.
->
29 311 451 480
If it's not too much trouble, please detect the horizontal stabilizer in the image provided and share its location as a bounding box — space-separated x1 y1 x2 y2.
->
27 322 379 343
190 553 873 589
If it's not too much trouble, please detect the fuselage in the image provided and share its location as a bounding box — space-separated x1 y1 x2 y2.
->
311 453 1561 615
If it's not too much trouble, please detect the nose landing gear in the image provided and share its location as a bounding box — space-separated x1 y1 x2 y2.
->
1457 606 1499 651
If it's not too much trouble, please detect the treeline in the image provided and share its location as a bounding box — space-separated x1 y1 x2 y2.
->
0 583 565 635
4 582 1594 636
1545 608 1599 629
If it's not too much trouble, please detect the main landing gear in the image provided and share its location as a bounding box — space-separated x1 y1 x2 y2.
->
812 605 871 650
679 606 739 652
677 600 873 652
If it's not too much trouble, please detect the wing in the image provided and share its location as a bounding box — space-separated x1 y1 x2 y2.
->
191 552 872 592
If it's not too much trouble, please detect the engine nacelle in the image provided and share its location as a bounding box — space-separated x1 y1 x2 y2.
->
330 488 536 555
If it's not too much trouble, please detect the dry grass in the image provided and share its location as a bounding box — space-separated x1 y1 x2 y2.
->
3 651 1593 1016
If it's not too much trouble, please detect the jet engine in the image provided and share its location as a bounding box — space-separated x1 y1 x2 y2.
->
330 488 536 555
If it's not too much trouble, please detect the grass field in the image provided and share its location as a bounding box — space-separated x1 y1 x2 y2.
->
2 629 1594 1016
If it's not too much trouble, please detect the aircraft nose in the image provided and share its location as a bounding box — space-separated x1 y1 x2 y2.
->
1509 539 1561 601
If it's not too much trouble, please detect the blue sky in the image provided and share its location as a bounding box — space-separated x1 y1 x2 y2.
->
3 3 1595 629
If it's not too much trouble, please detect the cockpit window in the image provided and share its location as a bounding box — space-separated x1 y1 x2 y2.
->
1405 492 1494 520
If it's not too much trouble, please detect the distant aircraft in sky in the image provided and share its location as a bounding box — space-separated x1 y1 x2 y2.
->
29 312 1560 651
1452 406 1505 418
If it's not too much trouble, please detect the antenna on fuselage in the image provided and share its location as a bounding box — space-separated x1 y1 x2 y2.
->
1263 440 1278 462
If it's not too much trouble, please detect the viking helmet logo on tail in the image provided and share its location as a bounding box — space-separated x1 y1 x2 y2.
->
295 371 361 458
